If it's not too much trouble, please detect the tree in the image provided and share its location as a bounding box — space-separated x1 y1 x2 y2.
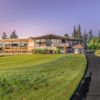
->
83 30 88 48
99 31 100 37
1 32 7 39
76 25 81 39
88 37 100 50
88 29 94 40
72 26 76 38
72 25 81 39
10 30 18 39
64 33 69 38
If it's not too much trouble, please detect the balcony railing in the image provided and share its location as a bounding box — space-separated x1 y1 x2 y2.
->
53 43 70 47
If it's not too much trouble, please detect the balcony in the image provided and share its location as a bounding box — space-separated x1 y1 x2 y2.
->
53 43 70 47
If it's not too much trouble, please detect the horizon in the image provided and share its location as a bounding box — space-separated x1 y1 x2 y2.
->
0 0 100 37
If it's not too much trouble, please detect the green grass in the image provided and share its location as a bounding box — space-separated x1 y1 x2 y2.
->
0 54 87 100
95 50 100 56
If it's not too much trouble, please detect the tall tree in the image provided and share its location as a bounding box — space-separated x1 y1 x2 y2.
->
83 30 88 41
83 30 88 48
1 32 7 39
72 25 81 39
10 30 18 39
76 25 81 39
72 26 76 38
88 29 94 40
99 31 100 37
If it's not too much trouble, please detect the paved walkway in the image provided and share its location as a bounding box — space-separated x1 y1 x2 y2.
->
86 54 100 100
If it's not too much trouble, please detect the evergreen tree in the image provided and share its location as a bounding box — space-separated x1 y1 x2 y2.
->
76 25 81 39
1 32 7 39
72 26 76 38
10 30 18 39
72 25 81 39
83 30 88 48
88 29 94 40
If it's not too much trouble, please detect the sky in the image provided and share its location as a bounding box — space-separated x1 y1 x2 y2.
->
0 0 100 38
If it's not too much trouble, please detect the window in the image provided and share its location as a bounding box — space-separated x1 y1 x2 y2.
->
19 43 27 47
5 44 11 47
0 43 3 47
62 39 66 43
12 44 18 47
46 39 51 46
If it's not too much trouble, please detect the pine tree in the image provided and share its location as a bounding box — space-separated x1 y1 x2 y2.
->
88 29 94 40
76 25 81 39
73 25 81 39
83 30 88 48
72 26 76 38
10 30 18 39
1 32 7 39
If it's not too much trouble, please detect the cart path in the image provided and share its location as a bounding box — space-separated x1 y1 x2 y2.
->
86 54 100 100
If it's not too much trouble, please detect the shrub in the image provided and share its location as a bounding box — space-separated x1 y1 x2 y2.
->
33 48 48 54
33 48 61 54
88 37 100 50
95 50 100 56
55 48 61 54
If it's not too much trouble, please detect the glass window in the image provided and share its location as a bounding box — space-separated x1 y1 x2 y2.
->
12 44 18 47
0 43 3 47
19 43 27 47
46 39 51 46
5 44 11 47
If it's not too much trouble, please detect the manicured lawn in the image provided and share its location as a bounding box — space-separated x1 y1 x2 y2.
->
95 50 100 56
0 54 86 100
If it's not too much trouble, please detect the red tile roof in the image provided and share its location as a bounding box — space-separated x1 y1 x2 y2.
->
73 44 84 49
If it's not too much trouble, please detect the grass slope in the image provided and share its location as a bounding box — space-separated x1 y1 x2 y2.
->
95 50 100 56
0 54 86 100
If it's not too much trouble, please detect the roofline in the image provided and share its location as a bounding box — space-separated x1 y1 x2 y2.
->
31 34 67 39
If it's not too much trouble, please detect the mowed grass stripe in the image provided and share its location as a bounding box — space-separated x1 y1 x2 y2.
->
0 54 65 69
0 54 86 100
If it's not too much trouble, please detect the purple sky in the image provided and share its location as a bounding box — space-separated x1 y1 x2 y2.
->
0 0 100 37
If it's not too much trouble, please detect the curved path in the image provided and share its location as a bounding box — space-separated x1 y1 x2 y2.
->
86 54 100 100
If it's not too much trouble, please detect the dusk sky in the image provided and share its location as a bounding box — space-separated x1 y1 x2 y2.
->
0 0 100 38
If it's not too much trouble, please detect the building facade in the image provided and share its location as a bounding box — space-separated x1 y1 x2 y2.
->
32 34 70 53
0 39 34 53
0 34 85 54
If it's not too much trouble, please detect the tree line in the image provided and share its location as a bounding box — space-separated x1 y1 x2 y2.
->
72 25 95 41
64 25 100 50
1 30 18 39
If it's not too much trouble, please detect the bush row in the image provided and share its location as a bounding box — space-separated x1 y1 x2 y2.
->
32 48 61 54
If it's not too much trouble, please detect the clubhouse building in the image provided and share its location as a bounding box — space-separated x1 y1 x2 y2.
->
0 39 34 53
0 34 84 54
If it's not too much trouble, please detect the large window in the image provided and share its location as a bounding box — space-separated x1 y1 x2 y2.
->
12 44 18 47
5 44 11 47
62 39 66 43
46 39 51 46
19 43 27 47
0 43 3 47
